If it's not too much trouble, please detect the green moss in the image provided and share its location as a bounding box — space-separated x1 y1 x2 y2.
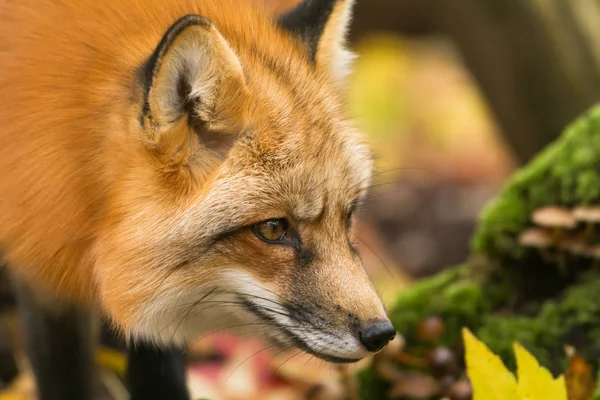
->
476 274 600 373
576 170 600 201
389 265 490 346
357 367 389 400
473 104 600 257
595 369 600 400
389 266 463 331
476 315 547 371
472 191 529 258
361 274 600 398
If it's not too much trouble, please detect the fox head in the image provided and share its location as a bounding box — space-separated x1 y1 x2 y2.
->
96 0 395 362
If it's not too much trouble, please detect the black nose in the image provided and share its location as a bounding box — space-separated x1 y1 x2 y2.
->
359 320 396 352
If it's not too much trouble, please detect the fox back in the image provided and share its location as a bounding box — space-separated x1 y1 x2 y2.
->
0 0 395 362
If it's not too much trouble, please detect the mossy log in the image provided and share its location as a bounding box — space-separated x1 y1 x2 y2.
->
358 104 600 399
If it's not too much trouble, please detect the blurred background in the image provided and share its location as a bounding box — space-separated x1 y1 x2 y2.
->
1 0 600 399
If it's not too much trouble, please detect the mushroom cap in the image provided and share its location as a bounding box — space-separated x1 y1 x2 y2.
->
531 206 576 228
564 344 577 359
558 238 588 255
584 245 600 260
573 205 600 222
518 228 554 248
388 372 440 399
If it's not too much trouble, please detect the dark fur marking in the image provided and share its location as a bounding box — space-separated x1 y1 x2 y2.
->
296 246 315 268
241 299 360 363
138 14 212 124
176 70 196 118
278 0 341 63
249 42 290 83
348 240 360 256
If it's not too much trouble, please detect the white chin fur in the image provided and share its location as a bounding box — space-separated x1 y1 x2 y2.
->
130 286 249 346
286 327 368 361
130 269 368 361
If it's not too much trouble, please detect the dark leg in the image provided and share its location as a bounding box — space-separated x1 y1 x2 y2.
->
15 278 95 400
126 339 190 400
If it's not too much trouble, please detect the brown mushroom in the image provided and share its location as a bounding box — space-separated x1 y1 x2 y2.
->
388 372 440 399
531 206 576 229
573 205 600 240
439 375 457 391
416 316 446 342
584 245 600 260
573 205 600 223
557 238 588 256
447 379 473 400
427 347 459 377
518 228 554 248
564 344 576 359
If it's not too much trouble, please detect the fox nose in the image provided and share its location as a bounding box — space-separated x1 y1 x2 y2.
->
359 320 396 352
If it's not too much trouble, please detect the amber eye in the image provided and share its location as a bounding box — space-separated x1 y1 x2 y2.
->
253 219 287 243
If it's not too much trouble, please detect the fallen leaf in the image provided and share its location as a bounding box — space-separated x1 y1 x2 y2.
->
514 342 567 400
564 354 594 400
463 328 518 400
462 328 568 400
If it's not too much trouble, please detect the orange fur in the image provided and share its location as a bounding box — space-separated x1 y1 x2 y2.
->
0 0 389 360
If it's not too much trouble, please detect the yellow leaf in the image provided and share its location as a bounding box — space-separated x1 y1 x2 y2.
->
514 343 567 400
96 346 128 377
462 328 518 400
463 328 569 400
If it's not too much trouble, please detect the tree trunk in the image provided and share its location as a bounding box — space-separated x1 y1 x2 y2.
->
351 0 600 163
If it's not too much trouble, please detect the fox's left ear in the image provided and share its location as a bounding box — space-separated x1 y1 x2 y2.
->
279 0 356 86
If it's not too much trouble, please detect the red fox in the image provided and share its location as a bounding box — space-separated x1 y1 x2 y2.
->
0 0 395 398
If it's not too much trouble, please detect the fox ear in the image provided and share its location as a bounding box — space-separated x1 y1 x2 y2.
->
279 0 356 85
140 15 248 155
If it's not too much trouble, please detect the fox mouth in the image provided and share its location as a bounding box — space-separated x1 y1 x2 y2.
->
240 298 363 364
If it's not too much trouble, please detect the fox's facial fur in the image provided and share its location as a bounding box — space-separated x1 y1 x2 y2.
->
0 0 393 362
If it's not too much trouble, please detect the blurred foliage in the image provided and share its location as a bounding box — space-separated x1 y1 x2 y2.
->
348 35 515 182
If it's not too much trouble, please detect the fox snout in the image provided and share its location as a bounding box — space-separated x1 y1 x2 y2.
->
279 299 396 362
359 319 397 352
223 242 396 363
295 249 396 360
249 287 396 362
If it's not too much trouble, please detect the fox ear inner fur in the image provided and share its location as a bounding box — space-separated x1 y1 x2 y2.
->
139 14 249 155
278 0 357 85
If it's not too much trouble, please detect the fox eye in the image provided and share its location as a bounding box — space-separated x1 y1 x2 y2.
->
253 219 287 243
